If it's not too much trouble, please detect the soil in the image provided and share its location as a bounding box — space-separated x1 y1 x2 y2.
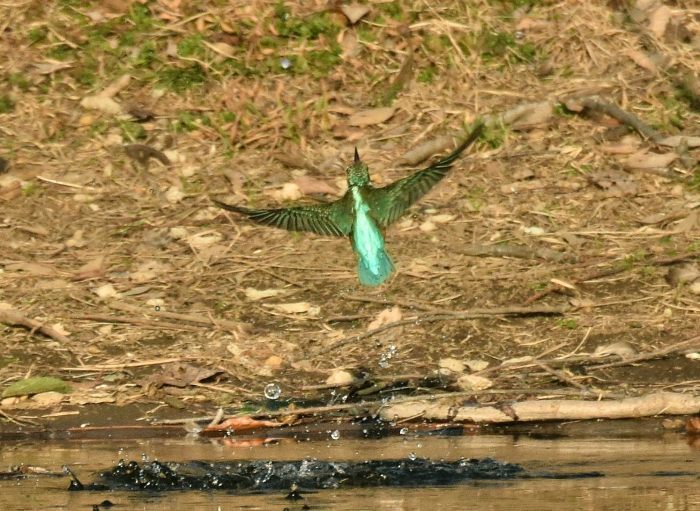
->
1 1 699 432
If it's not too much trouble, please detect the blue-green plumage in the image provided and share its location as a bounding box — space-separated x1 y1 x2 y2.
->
351 187 394 286
213 122 483 286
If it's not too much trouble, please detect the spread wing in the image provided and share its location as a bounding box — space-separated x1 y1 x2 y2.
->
212 196 352 237
365 121 483 227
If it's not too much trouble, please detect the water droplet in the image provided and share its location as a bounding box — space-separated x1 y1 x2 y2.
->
399 427 408 435
330 430 341 440
264 383 281 400
280 57 292 70
408 452 417 460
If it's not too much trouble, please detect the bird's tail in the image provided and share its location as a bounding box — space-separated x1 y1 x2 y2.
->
357 245 395 286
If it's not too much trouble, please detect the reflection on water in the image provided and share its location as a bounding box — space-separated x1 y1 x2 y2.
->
1 434 698 510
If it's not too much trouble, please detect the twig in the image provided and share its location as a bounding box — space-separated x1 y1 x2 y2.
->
524 250 700 304
580 96 664 143
536 362 590 392
458 243 572 263
107 301 241 332
0 308 71 344
61 357 190 371
71 313 203 332
300 305 568 360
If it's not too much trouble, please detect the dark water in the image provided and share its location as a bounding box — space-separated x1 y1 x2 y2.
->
1 434 698 510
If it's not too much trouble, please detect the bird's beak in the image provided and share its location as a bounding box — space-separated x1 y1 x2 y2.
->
354 147 360 164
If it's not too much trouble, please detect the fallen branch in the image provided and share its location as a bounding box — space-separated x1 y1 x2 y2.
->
576 96 663 143
458 243 572 263
71 313 203 332
301 305 568 361
0 307 71 344
107 301 241 332
525 249 700 304
380 391 700 423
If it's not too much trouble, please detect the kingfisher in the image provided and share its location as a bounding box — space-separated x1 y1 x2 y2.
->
213 122 483 286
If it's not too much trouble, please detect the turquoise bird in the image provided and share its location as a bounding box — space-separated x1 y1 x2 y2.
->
213 122 483 286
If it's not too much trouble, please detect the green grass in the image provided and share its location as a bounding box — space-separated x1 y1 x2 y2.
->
0 95 15 113
158 64 207 92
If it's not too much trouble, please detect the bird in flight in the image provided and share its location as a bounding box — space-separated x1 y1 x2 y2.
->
213 121 483 286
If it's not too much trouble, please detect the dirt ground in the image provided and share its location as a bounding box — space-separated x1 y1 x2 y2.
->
1 1 699 429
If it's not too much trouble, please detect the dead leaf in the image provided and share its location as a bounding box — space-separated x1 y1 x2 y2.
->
457 374 493 391
5 262 57 276
187 231 223 249
348 107 396 127
593 341 637 359
31 391 65 406
33 60 73 75
419 220 437 232
325 369 361 386
268 302 320 315
430 214 455 224
203 416 280 432
264 355 284 370
626 49 658 73
666 263 700 287
245 288 289 301
270 182 302 201
624 151 677 169
501 101 553 129
93 283 119 299
367 305 402 330
340 3 370 25
658 136 700 148
588 169 638 197
676 211 699 232
648 5 671 38
294 176 339 196
464 359 489 372
204 40 236 58
80 95 122 115
150 363 221 388
438 358 465 374
73 255 106 280
165 185 185 204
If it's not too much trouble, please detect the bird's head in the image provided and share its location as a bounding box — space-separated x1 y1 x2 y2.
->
346 147 370 187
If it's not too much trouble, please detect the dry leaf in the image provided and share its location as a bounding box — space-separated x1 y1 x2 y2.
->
626 49 658 73
666 263 700 287
648 5 671 38
30 391 65 407
80 95 122 115
593 341 637 359
464 359 489 372
150 363 221 388
270 182 303 202
624 151 676 169
264 355 284 370
294 176 339 196
658 136 700 148
245 288 288 301
165 186 185 203
501 101 553 129
589 169 638 197
419 220 436 232
33 60 73 75
74 255 106 280
340 3 370 24
325 369 360 386
187 231 223 249
93 283 119 299
438 358 465 374
430 214 455 224
203 416 279 432
5 262 57 276
348 107 396 127
269 302 319 315
457 374 493 391
367 305 402 330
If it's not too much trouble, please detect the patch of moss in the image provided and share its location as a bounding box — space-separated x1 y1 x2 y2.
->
482 122 507 149
47 43 77 61
417 65 437 84
119 120 147 141
377 2 403 19
305 46 341 75
127 3 155 31
0 95 15 113
178 34 205 58
8 73 31 92
274 2 338 40
480 30 538 63
158 63 207 92
28 26 48 44
556 318 578 329
133 40 159 68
